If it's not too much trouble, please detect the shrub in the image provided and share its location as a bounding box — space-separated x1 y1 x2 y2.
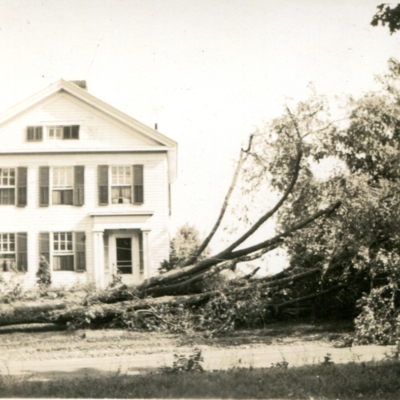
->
36 256 51 292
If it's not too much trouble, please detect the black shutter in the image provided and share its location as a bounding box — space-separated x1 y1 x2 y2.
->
17 167 27 207
138 232 144 276
63 126 71 139
39 166 50 207
16 232 28 272
73 166 84 206
74 232 86 271
27 127 34 141
39 232 50 264
36 126 43 140
133 165 144 204
71 125 79 139
98 165 109 205
27 127 42 141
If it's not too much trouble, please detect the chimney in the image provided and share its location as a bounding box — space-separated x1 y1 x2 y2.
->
69 80 87 91
154 123 158 130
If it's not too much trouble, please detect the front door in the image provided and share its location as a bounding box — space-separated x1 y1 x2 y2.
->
116 237 132 274
109 232 141 285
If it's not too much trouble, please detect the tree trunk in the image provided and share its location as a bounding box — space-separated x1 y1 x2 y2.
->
0 293 215 327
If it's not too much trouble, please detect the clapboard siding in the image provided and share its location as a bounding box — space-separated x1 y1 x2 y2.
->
0 152 170 288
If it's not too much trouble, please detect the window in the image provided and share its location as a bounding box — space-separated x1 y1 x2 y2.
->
0 168 15 205
27 126 43 141
44 232 85 272
0 233 27 272
53 232 74 271
0 168 28 207
39 166 84 206
0 233 15 271
52 167 73 205
48 127 62 140
48 125 79 140
112 166 132 204
98 165 144 205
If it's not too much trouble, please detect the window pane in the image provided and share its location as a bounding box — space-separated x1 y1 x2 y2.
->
52 190 61 205
111 186 131 204
0 189 15 205
53 167 73 188
53 256 61 271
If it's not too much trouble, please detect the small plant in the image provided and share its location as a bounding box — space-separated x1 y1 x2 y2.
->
322 353 334 366
270 360 289 369
159 348 204 374
108 272 123 288
0 262 25 303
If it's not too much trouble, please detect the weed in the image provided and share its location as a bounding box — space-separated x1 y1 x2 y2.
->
270 360 289 369
322 353 334 366
159 348 204 374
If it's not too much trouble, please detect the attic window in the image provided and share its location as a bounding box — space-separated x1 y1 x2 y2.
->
48 125 80 140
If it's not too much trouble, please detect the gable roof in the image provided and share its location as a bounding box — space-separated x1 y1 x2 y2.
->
0 79 177 148
0 79 178 182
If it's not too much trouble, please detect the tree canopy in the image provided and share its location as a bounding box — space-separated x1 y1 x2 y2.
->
371 4 400 34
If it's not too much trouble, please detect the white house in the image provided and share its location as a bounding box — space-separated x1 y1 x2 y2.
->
0 79 177 289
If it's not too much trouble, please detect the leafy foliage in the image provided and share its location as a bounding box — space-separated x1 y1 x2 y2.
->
371 4 400 34
36 256 52 291
159 348 204 374
159 223 210 272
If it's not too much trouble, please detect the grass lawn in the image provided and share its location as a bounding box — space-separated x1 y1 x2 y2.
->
1 360 400 399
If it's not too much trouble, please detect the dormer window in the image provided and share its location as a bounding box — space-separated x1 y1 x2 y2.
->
48 125 79 140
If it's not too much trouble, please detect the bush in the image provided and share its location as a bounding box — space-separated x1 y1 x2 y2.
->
36 256 51 292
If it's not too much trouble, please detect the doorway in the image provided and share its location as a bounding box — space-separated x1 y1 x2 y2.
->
108 231 142 285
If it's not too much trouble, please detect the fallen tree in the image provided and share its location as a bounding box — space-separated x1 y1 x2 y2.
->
0 94 345 332
5 62 400 341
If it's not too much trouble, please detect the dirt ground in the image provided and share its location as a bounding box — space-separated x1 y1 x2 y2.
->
1 320 395 380
0 320 353 362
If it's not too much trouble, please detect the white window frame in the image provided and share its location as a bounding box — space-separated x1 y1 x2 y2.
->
52 167 73 205
0 233 15 271
48 126 63 140
111 166 132 204
52 232 74 271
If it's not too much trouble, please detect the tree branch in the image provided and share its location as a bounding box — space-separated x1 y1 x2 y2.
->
184 134 254 266
220 140 302 255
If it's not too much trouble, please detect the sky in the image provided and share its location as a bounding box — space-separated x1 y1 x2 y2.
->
0 0 399 268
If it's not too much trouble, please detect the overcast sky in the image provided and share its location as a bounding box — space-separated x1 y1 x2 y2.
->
0 0 399 259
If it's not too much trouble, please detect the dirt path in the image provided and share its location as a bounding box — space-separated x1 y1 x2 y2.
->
1 343 394 381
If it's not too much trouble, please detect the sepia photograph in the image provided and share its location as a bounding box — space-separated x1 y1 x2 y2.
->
1 1 400 398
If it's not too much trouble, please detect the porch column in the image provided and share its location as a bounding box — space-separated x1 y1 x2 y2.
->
142 229 151 279
92 229 105 288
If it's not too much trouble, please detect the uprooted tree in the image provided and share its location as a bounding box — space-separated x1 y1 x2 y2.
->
3 60 400 343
